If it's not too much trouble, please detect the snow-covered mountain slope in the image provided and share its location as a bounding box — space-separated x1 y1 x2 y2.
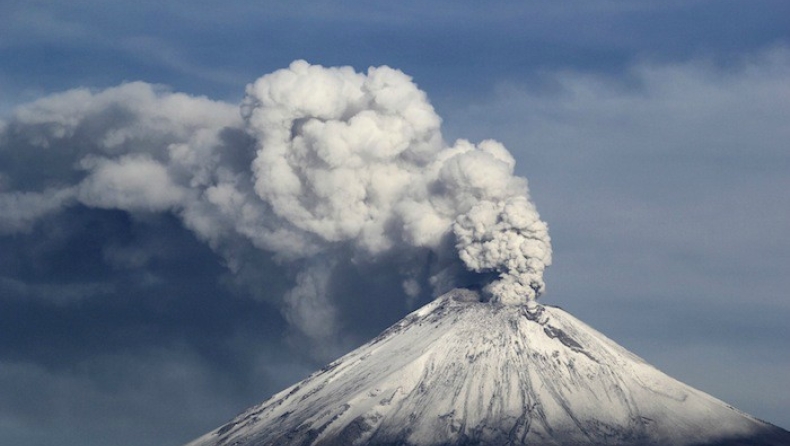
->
184 289 790 446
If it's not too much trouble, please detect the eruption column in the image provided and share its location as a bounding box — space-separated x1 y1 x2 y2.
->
0 60 553 349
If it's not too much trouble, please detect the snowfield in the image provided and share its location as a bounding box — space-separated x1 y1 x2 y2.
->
184 289 790 446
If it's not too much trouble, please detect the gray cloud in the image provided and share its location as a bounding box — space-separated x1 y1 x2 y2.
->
0 347 306 446
0 188 74 235
0 204 302 445
0 62 552 355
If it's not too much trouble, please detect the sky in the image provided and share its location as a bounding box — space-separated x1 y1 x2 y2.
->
1 1 789 445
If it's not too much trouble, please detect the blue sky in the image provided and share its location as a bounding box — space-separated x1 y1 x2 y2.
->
1 2 789 445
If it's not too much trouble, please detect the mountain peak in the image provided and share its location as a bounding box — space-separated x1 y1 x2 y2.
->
185 289 790 446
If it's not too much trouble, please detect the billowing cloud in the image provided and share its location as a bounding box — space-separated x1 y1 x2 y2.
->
77 155 187 211
240 62 551 307
0 61 552 348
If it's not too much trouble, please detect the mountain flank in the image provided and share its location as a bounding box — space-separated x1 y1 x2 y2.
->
184 289 790 446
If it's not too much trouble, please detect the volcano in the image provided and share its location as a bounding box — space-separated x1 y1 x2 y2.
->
184 289 790 446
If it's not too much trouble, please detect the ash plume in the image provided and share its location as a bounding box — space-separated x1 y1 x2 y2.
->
0 61 551 345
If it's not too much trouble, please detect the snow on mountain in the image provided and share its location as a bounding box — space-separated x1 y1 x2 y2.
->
184 289 790 446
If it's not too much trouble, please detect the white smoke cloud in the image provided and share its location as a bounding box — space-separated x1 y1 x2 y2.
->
77 155 187 212
242 61 445 256
0 61 552 344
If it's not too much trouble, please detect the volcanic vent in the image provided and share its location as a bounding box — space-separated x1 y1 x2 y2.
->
184 288 790 446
